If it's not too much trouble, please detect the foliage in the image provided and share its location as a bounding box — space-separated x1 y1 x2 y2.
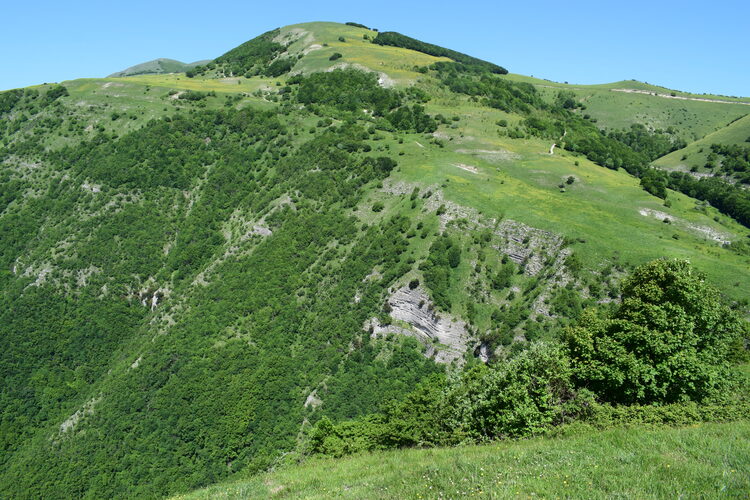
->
564 259 745 404
608 123 686 161
373 31 508 74
709 143 750 184
213 28 287 77
308 342 587 455
420 235 461 310
290 69 437 132
0 101 440 498
292 69 401 115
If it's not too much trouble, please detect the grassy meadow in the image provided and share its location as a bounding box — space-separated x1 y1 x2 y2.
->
175 421 750 499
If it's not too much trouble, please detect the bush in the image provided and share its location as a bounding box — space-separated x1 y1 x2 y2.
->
307 343 591 456
564 259 745 404
329 52 343 61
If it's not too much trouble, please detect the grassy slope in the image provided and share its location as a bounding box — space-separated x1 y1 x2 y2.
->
280 22 451 82
44 21 750 304
108 58 208 78
654 113 750 172
384 101 750 302
503 74 750 142
257 23 750 301
176 421 750 499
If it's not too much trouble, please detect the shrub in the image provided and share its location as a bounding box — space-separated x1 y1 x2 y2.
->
564 259 745 404
329 52 343 61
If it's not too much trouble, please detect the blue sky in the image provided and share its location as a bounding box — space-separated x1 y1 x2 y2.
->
2 0 748 96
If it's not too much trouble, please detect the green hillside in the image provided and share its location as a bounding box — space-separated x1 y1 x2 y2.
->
108 58 210 77
654 113 750 174
503 74 750 143
176 421 750 499
1 21 748 499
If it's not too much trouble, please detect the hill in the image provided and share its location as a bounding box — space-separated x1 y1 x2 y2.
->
0 21 748 499
653 113 750 175
108 58 210 77
502 75 750 143
177 421 750 499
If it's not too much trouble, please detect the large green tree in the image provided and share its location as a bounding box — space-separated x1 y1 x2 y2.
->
564 259 745 404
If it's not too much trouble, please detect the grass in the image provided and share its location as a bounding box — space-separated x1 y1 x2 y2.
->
503 73 749 142
378 96 750 302
281 22 451 82
654 113 750 172
175 421 750 499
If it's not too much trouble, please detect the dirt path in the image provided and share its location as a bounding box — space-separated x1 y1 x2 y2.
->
549 130 566 155
611 88 750 106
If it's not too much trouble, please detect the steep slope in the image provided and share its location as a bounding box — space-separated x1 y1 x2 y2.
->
0 21 748 499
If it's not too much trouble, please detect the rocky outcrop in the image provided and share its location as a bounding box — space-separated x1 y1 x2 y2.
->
493 219 565 277
366 286 471 364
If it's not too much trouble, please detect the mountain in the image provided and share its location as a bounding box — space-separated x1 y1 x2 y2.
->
108 58 210 77
0 21 748 499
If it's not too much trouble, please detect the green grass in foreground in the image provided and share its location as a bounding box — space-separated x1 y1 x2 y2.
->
175 421 750 499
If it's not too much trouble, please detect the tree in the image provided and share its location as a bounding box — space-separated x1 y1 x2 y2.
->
564 259 745 404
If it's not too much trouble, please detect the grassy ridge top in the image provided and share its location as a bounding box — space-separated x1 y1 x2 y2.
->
108 58 209 78
175 421 750 499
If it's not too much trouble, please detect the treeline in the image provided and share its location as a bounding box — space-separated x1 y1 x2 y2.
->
373 31 508 74
306 260 748 457
665 171 750 227
608 123 686 161
709 143 750 184
192 28 290 78
0 85 68 116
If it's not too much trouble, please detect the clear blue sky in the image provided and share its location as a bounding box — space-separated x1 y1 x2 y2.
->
2 0 748 96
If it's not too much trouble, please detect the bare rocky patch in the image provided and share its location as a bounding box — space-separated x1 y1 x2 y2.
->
639 208 731 244
365 286 471 364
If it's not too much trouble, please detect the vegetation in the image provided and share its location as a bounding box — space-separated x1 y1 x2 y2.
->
178 422 750 499
1 21 749 500
709 142 750 183
565 259 745 404
374 31 508 74
300 259 747 458
212 28 288 77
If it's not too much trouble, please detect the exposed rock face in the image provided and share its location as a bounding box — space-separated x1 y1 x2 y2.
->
59 396 101 434
493 219 566 277
304 389 322 410
366 286 471 364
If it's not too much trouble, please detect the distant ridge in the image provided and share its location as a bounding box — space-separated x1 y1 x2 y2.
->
108 58 210 77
